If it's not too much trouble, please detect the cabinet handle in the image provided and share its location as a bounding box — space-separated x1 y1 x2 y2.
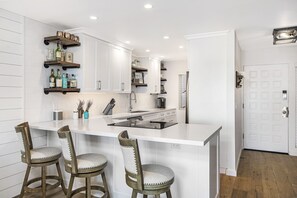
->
98 81 101 90
121 83 125 91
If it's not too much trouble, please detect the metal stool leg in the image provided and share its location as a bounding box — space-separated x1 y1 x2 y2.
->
56 161 67 195
101 171 110 198
41 166 47 198
155 195 161 198
132 189 137 198
143 195 148 198
20 165 31 198
166 189 172 198
67 174 75 198
86 177 91 198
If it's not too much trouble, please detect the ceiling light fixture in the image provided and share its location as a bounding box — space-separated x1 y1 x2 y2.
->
272 26 297 45
163 36 170 39
125 41 131 44
179 45 184 49
89 16 98 20
144 4 153 9
146 49 150 52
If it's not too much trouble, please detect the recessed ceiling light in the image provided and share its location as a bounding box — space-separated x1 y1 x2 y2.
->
144 4 153 9
125 41 131 44
89 16 98 20
160 56 165 58
179 45 184 49
163 36 170 40
146 49 150 52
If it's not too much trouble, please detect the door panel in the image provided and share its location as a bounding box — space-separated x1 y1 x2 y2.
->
244 64 288 153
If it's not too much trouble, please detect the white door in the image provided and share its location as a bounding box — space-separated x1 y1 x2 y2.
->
244 64 289 153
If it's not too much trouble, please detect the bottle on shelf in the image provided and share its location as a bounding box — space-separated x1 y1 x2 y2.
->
70 74 77 88
49 69 56 88
62 73 68 88
56 69 62 88
55 42 62 61
66 73 71 88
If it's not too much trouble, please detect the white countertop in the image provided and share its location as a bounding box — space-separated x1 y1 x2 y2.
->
31 109 221 146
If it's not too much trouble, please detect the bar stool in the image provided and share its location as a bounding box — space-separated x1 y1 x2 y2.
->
118 130 175 198
57 125 110 198
15 122 66 198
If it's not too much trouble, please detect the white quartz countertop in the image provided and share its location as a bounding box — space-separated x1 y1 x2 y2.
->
31 116 221 146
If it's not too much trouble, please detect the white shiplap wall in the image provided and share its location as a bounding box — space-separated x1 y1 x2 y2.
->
0 9 25 197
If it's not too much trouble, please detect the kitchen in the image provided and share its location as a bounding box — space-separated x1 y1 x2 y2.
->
0 0 297 198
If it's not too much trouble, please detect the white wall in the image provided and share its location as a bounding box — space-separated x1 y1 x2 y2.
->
186 30 240 176
242 45 297 156
163 60 188 123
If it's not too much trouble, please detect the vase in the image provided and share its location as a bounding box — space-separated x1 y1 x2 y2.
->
84 111 89 119
78 109 84 118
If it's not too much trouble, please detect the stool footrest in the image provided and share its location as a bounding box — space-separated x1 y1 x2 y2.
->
70 185 107 198
25 175 62 193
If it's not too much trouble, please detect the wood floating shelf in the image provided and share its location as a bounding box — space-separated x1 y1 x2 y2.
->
160 92 167 94
161 78 167 81
161 68 167 71
44 88 80 95
44 36 81 49
132 66 148 72
44 61 80 70
131 83 148 87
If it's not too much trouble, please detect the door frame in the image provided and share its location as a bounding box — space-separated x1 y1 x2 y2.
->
243 63 291 153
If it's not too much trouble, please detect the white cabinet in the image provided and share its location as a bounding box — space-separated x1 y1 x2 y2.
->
75 33 131 93
148 58 161 94
109 45 131 93
78 34 97 92
96 40 110 91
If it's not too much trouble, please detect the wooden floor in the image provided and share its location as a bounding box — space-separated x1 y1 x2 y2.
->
20 150 297 198
220 150 297 198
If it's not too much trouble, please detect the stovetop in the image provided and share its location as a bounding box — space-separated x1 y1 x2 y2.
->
108 120 177 129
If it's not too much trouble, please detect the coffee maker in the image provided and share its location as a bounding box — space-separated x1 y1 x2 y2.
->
156 97 166 108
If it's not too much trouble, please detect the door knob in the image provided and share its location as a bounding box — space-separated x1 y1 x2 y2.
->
282 106 289 118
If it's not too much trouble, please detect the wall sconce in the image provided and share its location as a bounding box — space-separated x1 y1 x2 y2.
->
236 71 244 88
273 26 297 45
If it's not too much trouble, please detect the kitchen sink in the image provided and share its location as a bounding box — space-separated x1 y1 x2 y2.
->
130 110 149 113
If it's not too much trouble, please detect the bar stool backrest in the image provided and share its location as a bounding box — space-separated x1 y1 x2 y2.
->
118 130 144 190
15 122 33 164
57 125 78 174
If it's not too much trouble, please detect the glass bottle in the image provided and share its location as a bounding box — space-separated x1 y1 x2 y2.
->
56 69 62 88
66 73 70 88
49 69 55 88
62 73 68 88
55 42 62 61
70 74 77 88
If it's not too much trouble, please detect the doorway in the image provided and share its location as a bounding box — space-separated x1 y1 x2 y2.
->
244 64 289 153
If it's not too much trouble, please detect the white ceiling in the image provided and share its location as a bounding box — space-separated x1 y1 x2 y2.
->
1 0 297 60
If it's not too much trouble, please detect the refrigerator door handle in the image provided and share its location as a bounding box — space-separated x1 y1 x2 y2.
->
185 71 189 124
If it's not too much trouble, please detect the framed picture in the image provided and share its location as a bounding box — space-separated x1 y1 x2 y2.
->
65 52 73 63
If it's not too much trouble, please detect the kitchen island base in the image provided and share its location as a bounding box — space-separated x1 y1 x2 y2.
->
44 130 220 198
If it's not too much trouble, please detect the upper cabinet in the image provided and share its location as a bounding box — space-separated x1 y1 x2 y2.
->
148 58 161 94
74 33 132 93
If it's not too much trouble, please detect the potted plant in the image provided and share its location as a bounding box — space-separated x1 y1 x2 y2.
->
77 99 85 118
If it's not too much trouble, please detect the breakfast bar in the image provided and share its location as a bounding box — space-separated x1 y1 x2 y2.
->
31 116 221 198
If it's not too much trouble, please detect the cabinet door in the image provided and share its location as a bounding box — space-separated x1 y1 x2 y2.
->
82 35 97 91
96 40 110 91
120 49 132 93
148 58 161 94
109 46 122 92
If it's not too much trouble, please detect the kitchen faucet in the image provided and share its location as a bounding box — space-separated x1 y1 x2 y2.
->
129 91 137 112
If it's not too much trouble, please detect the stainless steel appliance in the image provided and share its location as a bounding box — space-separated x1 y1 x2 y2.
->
156 97 166 108
185 71 189 124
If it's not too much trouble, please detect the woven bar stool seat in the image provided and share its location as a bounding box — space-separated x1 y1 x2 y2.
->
58 125 110 198
15 122 66 198
30 147 62 163
118 130 175 198
142 164 174 190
